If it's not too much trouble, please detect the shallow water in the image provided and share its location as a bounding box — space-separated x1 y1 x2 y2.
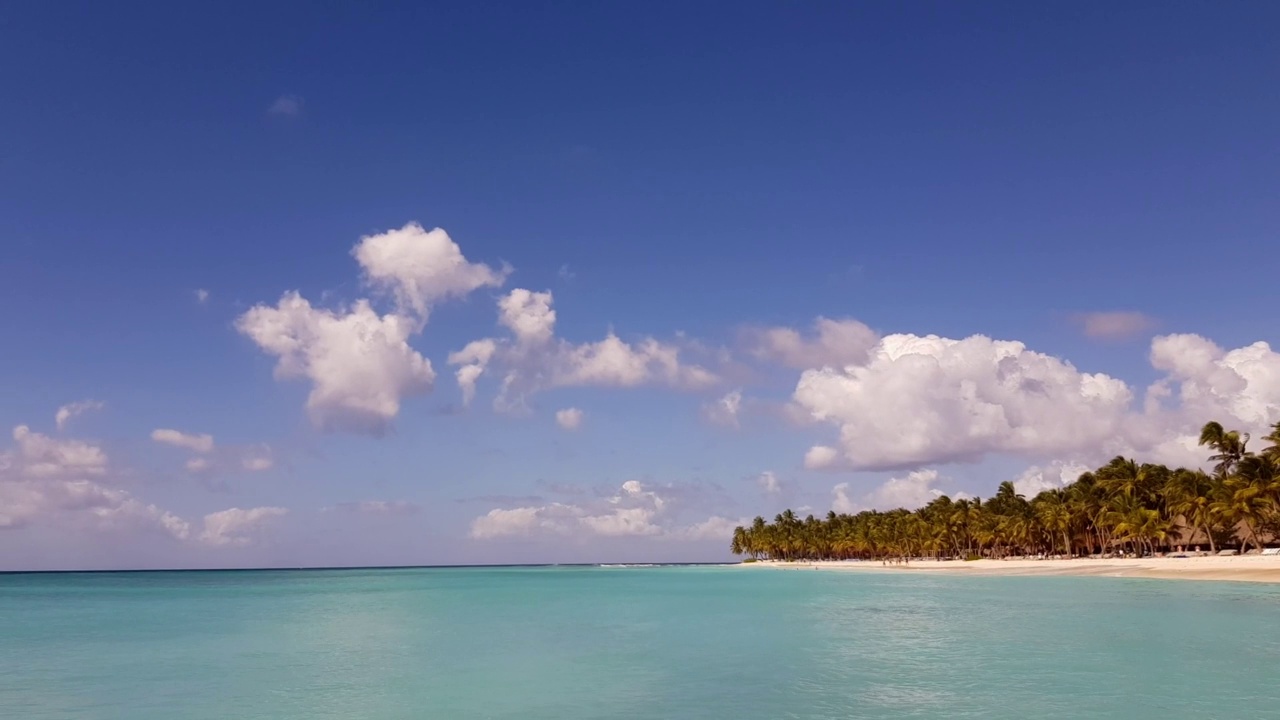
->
1 566 1277 719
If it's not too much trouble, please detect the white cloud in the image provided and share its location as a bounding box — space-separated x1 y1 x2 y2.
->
1148 334 1280 429
756 471 782 494
1076 311 1155 340
451 339 497 407
670 515 746 542
151 428 215 454
240 223 507 433
0 415 297 552
0 424 188 540
703 389 742 427
469 480 711 540
500 289 556 344
864 469 946 509
780 322 1278 474
580 506 664 537
449 288 717 411
352 223 508 320
746 317 879 369
194 289 210 305
555 407 584 431
10 425 107 478
832 483 859 514
793 333 1134 470
237 292 434 434
242 456 273 472
1012 461 1091 497
267 94 303 117
199 507 288 547
804 445 841 470
471 503 582 539
180 446 272 476
55 400 104 431
831 469 952 514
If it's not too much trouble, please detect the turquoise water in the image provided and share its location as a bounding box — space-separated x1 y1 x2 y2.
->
1 567 1278 719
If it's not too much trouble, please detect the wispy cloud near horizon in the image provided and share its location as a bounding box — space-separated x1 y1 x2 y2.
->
1074 311 1157 341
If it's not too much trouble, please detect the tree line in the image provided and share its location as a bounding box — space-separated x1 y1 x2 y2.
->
731 421 1280 561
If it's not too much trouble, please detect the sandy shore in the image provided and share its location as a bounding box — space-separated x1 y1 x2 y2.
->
748 555 1280 583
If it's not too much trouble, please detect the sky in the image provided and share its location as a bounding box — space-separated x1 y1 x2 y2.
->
1 1 1278 570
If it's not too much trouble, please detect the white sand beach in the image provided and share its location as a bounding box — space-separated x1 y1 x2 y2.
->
749 554 1280 583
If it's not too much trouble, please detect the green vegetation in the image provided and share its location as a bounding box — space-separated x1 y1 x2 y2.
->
731 421 1280 562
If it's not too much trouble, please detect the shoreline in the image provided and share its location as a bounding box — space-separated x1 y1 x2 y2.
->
746 555 1280 584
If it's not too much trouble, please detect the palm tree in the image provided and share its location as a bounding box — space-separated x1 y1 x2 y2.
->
1261 422 1280 461
1199 421 1251 476
1236 454 1280 520
1210 475 1270 554
1033 490 1073 557
1068 472 1108 556
1164 469 1219 552
729 423 1278 563
1095 457 1168 505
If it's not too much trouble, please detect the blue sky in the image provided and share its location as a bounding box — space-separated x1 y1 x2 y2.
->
2 2 1278 569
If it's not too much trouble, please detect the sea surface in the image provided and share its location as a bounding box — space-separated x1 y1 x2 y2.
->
1 565 1278 719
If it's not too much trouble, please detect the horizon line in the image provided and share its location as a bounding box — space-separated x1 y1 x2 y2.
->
0 561 739 576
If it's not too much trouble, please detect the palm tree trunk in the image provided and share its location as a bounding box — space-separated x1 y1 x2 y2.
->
1200 523 1216 553
1244 521 1262 554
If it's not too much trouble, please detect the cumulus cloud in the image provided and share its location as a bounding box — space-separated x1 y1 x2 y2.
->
756 471 782 494
237 293 434 434
449 288 717 411
242 456 273 472
555 407 584 430
831 482 859 514
793 333 1134 470
745 317 879 369
471 480 664 539
10 425 107 478
195 289 210 305
1012 461 1091 497
703 389 742 427
470 480 726 541
55 400 104 431
864 469 949 509
500 289 556 344
151 429 215 454
1075 311 1155 340
352 223 508 320
804 445 841 470
766 314 1278 475
1148 334 1280 428
267 94 303 117
199 507 288 546
670 515 748 541
1 413 293 554
832 469 960 514
239 223 507 434
0 424 188 540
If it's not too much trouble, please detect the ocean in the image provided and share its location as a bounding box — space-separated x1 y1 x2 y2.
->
1 565 1277 719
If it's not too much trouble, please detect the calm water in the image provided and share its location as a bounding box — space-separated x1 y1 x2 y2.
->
1 566 1278 719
